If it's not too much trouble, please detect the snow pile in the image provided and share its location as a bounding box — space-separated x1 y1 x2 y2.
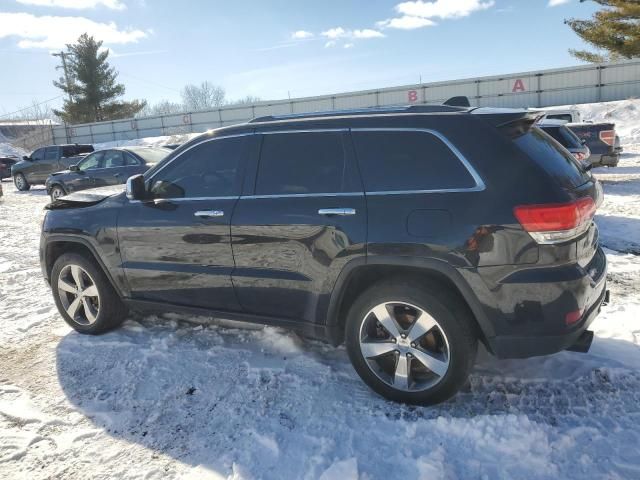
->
95 132 200 150
548 98 640 146
1 100 640 479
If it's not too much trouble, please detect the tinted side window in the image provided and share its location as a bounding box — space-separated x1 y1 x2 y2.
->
352 131 476 192
256 132 346 195
31 149 44 161
150 137 248 199
45 147 58 160
125 152 142 166
103 150 125 168
79 152 104 171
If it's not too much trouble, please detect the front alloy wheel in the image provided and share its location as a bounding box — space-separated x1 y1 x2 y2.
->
57 264 101 325
359 301 450 391
14 173 29 191
50 185 66 201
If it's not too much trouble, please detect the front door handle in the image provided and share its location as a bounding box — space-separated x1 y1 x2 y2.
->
318 208 356 216
194 210 224 218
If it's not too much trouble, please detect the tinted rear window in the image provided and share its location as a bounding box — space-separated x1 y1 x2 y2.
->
545 113 573 123
352 131 476 192
133 148 169 165
62 145 94 157
540 126 581 149
514 127 589 189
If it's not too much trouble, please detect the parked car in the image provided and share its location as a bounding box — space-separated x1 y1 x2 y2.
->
45 146 170 201
565 122 619 167
12 144 94 191
530 108 583 124
0 155 19 180
40 103 608 405
538 120 591 165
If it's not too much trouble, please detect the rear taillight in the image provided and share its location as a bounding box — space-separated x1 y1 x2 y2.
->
513 197 596 244
599 130 615 146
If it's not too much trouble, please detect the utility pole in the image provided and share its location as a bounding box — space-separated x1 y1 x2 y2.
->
52 51 73 103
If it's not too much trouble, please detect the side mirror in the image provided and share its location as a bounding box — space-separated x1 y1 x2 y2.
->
582 139 587 145
69 164 79 172
23 156 31 161
126 174 146 201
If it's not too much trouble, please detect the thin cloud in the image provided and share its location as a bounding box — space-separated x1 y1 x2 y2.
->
379 0 494 30
0 12 148 49
376 16 435 30
291 30 313 39
16 0 126 9
548 0 571 6
320 27 384 47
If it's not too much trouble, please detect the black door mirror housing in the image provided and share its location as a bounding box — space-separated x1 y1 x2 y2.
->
69 164 80 172
23 156 31 161
126 174 146 200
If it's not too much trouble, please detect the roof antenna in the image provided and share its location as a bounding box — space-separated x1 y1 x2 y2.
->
443 96 471 107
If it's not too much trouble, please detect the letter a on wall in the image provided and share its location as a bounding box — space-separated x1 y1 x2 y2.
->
512 79 526 93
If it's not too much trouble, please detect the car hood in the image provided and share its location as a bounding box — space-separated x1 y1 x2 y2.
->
45 185 124 210
50 169 71 177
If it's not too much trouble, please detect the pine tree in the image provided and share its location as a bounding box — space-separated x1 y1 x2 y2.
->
566 0 640 63
53 34 146 123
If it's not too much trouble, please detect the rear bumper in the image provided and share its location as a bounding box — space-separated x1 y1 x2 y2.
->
482 246 608 359
591 153 619 167
490 282 608 358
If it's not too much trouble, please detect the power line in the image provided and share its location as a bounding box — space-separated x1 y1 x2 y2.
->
0 95 64 120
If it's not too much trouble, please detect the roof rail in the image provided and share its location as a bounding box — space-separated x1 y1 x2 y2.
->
248 104 468 124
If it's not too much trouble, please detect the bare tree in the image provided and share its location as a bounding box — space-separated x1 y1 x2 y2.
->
227 95 262 106
3 100 59 151
181 81 226 111
137 99 185 118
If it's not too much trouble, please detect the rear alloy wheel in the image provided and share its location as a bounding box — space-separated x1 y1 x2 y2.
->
51 253 128 334
14 173 30 191
50 185 66 201
358 301 451 392
345 280 477 405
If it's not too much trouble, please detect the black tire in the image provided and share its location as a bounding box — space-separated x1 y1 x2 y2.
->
345 278 478 405
49 184 66 201
13 173 30 191
51 252 128 334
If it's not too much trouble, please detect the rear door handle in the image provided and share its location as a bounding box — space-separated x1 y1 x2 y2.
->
318 208 356 216
113 173 121 178
194 210 224 218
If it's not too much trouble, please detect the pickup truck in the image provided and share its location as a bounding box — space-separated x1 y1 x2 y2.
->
565 122 619 167
11 144 94 191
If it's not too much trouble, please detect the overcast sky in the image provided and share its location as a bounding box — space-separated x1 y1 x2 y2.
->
0 0 600 116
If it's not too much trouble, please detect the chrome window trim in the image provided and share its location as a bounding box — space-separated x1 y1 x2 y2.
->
128 195 240 204
138 127 484 203
241 192 363 200
258 128 348 134
350 127 486 194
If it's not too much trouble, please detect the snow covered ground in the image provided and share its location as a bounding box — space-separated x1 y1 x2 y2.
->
1 100 640 479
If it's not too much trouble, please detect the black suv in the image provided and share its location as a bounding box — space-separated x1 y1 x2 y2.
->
40 104 608 404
